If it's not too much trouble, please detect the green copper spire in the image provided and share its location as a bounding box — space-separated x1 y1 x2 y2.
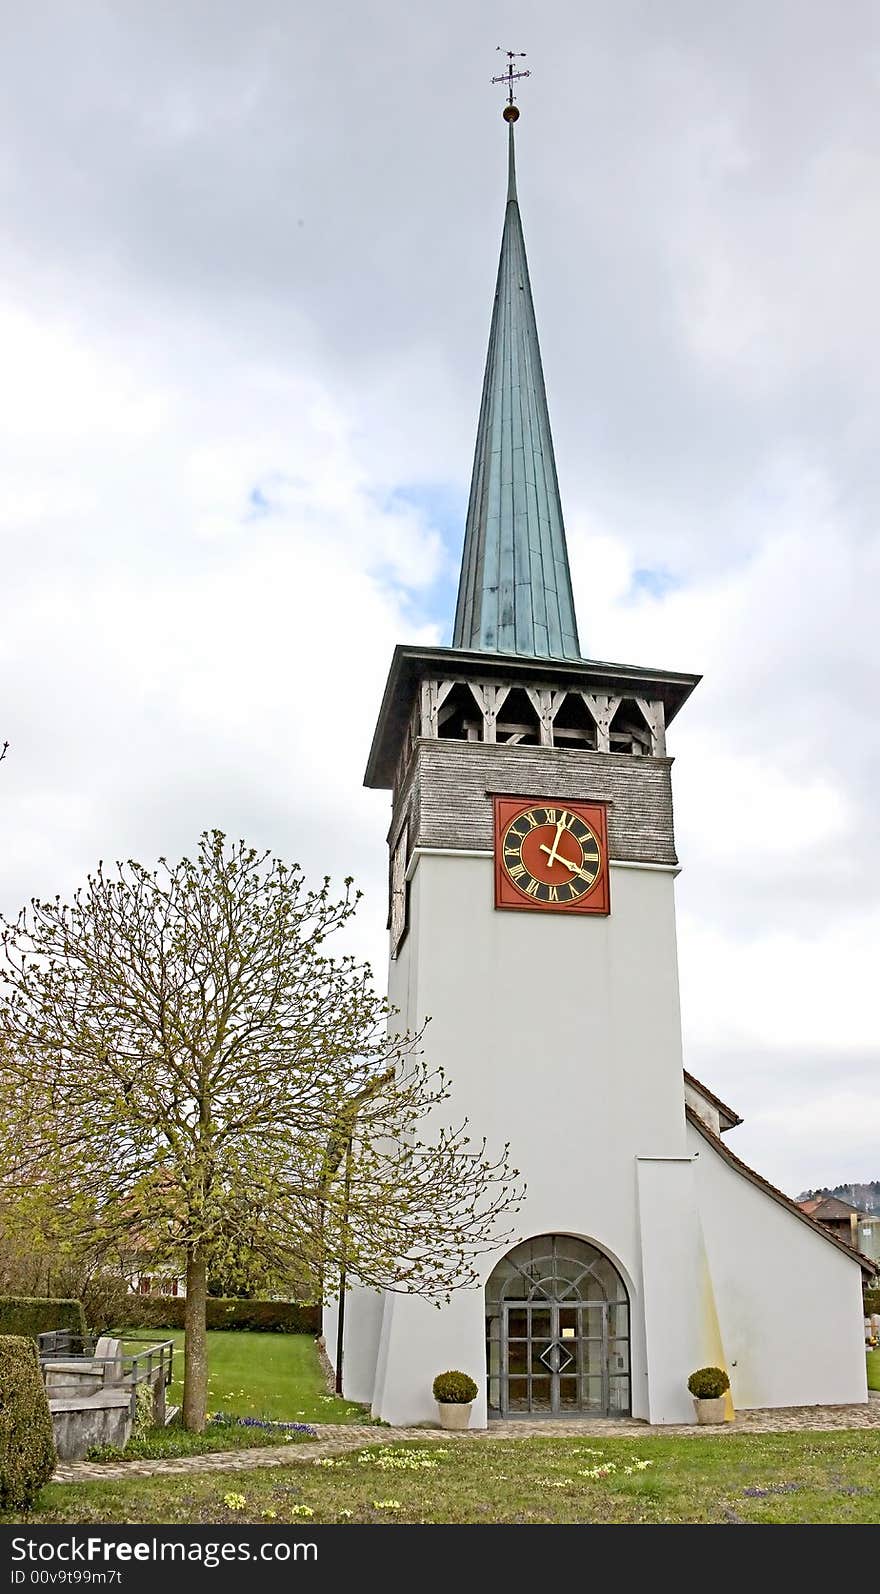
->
453 120 581 660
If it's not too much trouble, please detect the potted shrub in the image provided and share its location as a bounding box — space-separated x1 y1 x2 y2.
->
433 1370 478 1430
687 1366 730 1424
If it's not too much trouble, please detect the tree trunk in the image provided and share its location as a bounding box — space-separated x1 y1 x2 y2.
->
182 1248 208 1432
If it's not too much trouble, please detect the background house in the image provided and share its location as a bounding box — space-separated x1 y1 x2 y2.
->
798 1197 880 1267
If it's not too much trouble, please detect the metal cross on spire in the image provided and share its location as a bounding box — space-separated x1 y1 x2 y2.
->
492 46 530 122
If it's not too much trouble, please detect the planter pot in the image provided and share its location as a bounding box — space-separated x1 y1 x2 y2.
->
693 1396 727 1425
437 1401 473 1431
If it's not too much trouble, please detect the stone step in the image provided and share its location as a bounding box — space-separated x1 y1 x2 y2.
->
49 1390 132 1413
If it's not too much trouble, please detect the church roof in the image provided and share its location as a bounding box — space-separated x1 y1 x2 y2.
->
452 122 581 662
683 1069 743 1132
686 1109 877 1276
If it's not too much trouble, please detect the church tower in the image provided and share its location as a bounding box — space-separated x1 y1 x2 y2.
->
327 97 870 1427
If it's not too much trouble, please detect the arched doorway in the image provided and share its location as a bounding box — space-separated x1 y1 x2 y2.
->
486 1234 631 1417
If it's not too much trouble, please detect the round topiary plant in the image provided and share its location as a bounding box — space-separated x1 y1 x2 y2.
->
687 1366 730 1400
0 1334 57 1511
432 1370 478 1404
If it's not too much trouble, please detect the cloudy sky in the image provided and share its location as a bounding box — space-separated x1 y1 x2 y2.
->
2 1 878 1196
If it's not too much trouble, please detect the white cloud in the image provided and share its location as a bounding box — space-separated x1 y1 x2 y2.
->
0 298 441 977
1 2 879 1197
678 909 880 1054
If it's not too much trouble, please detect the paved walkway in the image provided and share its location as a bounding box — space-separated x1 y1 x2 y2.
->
52 1393 880 1484
483 1393 880 1438
52 1426 445 1484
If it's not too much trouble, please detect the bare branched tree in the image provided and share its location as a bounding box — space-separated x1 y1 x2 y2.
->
0 831 521 1430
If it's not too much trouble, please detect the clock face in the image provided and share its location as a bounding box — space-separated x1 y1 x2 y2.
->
494 798 611 915
389 821 409 957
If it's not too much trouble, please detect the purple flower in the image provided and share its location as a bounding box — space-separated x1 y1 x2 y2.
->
209 1412 317 1436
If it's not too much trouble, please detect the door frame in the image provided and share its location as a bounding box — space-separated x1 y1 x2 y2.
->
500 1299 610 1417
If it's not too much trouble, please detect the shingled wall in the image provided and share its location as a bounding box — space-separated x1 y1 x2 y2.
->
392 739 678 866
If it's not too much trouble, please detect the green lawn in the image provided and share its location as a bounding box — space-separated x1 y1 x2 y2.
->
12 1432 880 1525
116 1331 368 1425
868 1349 880 1392
87 1416 317 1462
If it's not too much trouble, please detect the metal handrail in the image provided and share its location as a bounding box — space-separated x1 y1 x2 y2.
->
38 1333 175 1419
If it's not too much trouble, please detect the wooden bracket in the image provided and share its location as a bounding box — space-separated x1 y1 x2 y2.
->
420 679 456 738
581 692 621 754
524 687 568 746
635 697 667 756
467 681 511 744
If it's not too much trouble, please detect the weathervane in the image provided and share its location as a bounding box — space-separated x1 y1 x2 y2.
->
492 46 530 122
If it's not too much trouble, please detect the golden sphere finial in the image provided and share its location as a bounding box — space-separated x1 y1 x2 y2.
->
503 103 520 123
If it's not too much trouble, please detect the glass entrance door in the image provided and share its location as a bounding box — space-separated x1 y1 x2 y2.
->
486 1235 632 1418
501 1301 609 1415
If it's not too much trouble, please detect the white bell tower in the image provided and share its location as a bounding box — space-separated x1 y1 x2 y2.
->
324 101 871 1429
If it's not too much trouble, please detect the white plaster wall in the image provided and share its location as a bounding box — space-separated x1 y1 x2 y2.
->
688 1121 868 1410
636 1157 717 1423
351 846 866 1426
372 1289 488 1427
370 852 691 1426
322 1300 337 1369
322 1289 385 1407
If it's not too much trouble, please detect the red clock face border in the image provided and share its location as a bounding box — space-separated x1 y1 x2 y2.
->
493 796 611 916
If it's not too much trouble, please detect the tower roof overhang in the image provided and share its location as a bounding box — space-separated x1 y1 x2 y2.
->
364 644 701 789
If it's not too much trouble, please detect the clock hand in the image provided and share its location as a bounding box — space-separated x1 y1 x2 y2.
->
545 816 567 869
538 842 587 876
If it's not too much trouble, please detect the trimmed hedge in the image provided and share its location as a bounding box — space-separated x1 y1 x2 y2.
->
866 1288 880 1316
0 1335 57 1510
0 1296 86 1342
114 1296 321 1334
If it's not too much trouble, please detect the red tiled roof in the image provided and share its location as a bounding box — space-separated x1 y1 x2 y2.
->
797 1195 860 1222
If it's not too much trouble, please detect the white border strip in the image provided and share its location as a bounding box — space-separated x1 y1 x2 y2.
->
610 859 681 876
407 845 680 880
